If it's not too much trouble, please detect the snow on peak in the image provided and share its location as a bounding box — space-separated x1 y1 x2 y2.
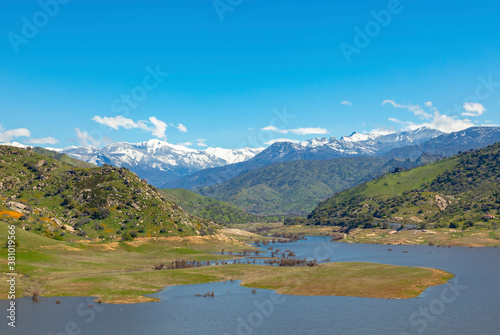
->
299 137 330 147
204 147 264 164
340 132 376 142
59 139 264 186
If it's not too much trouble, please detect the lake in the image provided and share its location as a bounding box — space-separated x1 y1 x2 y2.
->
2 237 499 335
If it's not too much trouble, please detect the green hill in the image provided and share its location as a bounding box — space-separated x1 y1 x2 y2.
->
306 143 500 230
32 147 96 168
0 145 209 242
161 189 280 224
196 156 418 216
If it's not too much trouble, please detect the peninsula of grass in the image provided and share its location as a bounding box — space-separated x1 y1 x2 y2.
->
0 221 453 303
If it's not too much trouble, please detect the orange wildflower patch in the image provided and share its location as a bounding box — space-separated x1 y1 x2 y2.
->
0 210 23 219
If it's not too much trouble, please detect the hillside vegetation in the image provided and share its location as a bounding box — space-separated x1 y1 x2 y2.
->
161 188 280 224
305 143 500 230
32 147 96 168
196 156 421 216
0 145 209 242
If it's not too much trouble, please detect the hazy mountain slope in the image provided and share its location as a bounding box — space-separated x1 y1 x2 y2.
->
160 189 279 224
306 142 500 229
385 126 500 160
195 156 420 216
0 145 209 241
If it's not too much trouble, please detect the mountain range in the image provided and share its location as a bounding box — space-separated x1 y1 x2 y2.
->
58 140 263 187
165 126 500 190
164 127 446 189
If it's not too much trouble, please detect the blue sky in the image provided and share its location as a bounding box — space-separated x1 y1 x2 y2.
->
1 0 499 149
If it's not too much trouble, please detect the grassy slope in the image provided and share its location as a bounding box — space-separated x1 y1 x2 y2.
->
197 156 406 216
161 189 279 224
309 142 500 231
0 221 452 303
0 145 209 242
32 147 96 168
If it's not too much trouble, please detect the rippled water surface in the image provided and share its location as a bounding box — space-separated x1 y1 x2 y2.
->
2 237 499 335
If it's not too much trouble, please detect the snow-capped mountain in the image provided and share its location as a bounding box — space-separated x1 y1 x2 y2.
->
61 140 263 186
165 126 500 190
253 127 444 163
165 127 445 189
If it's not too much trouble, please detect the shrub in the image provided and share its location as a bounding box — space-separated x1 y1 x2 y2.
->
122 233 133 241
91 207 110 220
92 223 105 231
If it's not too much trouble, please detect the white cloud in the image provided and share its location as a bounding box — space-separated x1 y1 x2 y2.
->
341 100 352 106
382 100 432 119
176 123 188 133
29 137 59 145
415 112 475 132
369 128 397 136
92 115 142 130
289 127 329 135
264 138 300 145
261 126 329 135
388 118 405 124
261 126 278 131
384 102 477 133
75 128 104 147
92 115 169 139
0 126 31 142
178 141 193 147
196 138 207 147
462 102 486 117
395 112 474 133
0 125 59 146
148 117 167 139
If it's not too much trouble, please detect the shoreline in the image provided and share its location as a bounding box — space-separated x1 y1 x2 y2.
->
1 262 454 304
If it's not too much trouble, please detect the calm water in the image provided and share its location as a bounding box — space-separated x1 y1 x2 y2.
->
2 237 499 335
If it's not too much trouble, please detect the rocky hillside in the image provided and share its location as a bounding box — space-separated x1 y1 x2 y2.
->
304 142 500 230
0 145 210 242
